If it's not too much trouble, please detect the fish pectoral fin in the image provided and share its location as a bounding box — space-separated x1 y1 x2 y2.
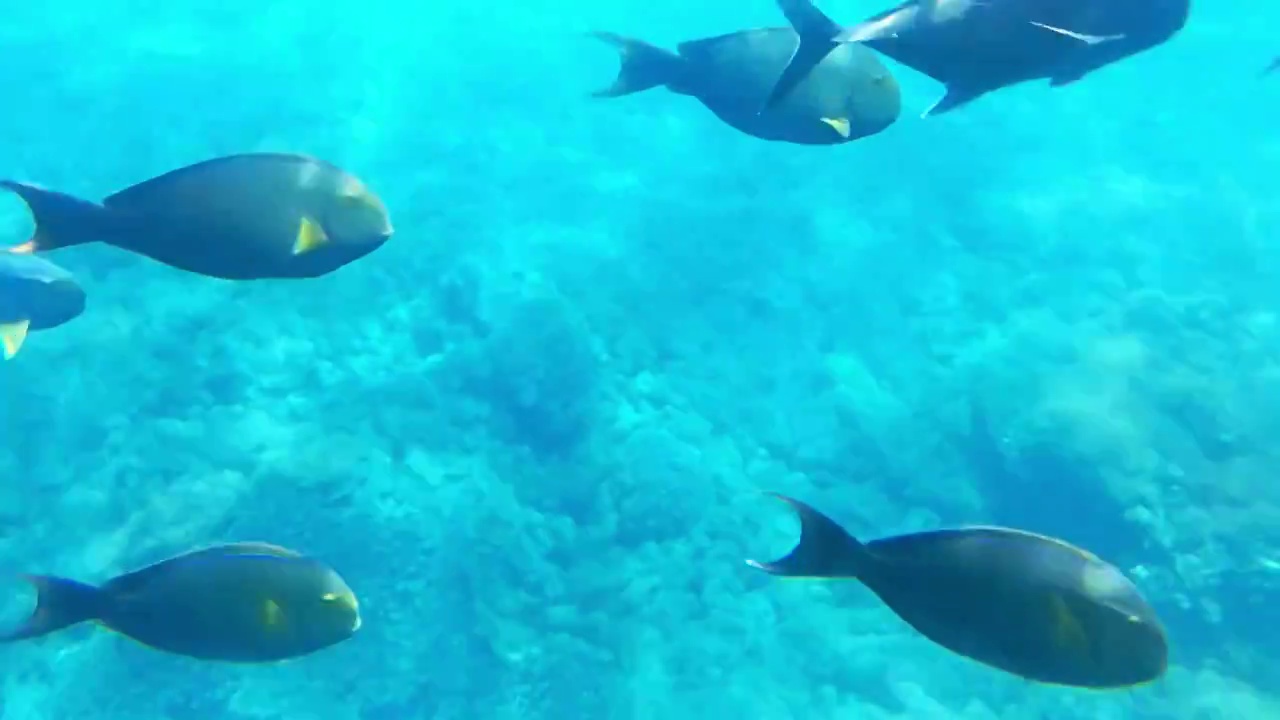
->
819 117 852 138
292 216 329 256
261 598 284 629
1049 594 1089 654
0 320 31 359
1028 21 1125 46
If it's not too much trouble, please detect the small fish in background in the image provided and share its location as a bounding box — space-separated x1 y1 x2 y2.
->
1265 57 1280 75
588 23 901 146
1 153 393 280
1 542 361 662
0 252 85 359
748 493 1168 688
766 0 1189 117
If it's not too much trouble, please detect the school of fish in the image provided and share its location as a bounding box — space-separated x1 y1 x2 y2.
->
0 0 1266 700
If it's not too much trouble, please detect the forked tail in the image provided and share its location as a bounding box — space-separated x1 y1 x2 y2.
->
746 493 869 578
587 32 685 98
0 180 109 254
0 575 105 642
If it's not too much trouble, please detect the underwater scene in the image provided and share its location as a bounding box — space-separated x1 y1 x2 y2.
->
0 0 1277 717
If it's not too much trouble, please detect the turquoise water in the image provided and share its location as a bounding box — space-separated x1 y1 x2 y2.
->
1 0 1278 717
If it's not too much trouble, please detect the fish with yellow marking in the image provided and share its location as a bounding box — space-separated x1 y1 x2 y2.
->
589 20 900 146
1 542 360 662
748 493 1168 688
0 253 85 359
1 153 393 280
766 0 1187 117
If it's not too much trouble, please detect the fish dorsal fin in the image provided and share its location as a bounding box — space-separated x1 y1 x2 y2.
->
675 31 755 60
213 542 303 558
102 154 326 209
106 542 303 594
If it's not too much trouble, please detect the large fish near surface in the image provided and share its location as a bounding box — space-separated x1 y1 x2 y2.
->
1 153 393 280
2 542 360 662
0 253 85 359
590 25 901 145
748 493 1168 688
766 0 1190 117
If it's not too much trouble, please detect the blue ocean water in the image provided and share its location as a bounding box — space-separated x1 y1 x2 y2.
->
1 0 1277 717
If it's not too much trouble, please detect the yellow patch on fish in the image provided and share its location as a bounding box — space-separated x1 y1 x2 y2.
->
1049 594 1089 653
820 117 852 138
1 320 30 359
293 216 329 255
7 240 36 255
261 598 284 629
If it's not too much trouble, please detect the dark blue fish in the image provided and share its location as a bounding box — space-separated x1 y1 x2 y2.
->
590 26 901 145
2 542 360 662
0 252 85 359
767 0 1189 116
748 493 1168 688
1 153 393 281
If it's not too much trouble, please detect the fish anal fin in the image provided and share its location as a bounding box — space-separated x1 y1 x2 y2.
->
922 85 985 117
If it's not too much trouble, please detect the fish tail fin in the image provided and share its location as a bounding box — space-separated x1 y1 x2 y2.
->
762 0 844 111
0 575 105 642
746 493 869 578
0 181 108 254
587 31 684 98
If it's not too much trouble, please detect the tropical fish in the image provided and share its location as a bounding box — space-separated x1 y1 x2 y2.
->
748 493 1168 688
767 0 1188 116
2 153 393 280
0 252 85 359
590 25 900 145
2 542 360 662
